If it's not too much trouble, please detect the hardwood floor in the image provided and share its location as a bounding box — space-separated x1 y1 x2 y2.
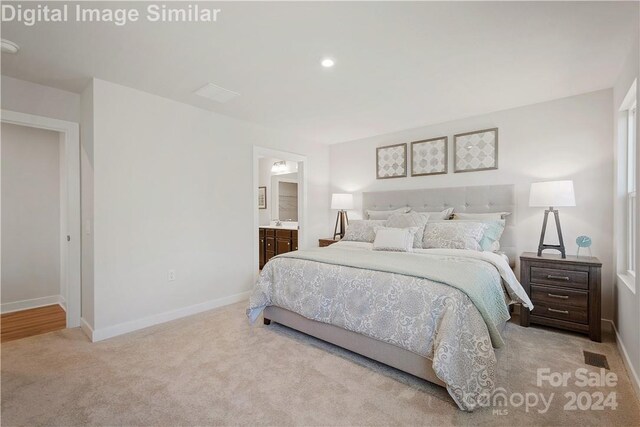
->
1 305 66 343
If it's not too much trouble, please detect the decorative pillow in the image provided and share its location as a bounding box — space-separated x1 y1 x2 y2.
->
453 212 511 221
451 219 506 252
385 212 430 248
366 207 411 220
418 207 454 220
453 219 506 252
342 220 386 243
479 219 506 251
422 222 488 251
373 227 419 252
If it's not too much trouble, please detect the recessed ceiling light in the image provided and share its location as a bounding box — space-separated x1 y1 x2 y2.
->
1 39 19 54
321 58 335 68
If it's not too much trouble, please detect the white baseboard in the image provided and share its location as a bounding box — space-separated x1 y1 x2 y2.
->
610 320 640 401
1 295 64 314
80 317 94 340
90 291 252 342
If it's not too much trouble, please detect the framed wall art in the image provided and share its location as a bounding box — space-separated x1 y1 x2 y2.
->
376 143 407 179
258 186 267 209
454 128 498 173
411 136 448 176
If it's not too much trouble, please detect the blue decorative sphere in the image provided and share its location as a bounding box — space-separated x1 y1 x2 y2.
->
576 236 592 248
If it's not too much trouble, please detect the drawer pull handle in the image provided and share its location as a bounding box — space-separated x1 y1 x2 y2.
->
547 275 570 281
548 308 569 314
547 293 569 299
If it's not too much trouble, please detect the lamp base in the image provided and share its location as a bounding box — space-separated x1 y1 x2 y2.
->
537 207 566 258
333 211 349 240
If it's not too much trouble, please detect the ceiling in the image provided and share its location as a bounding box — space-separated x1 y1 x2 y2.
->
1 1 638 144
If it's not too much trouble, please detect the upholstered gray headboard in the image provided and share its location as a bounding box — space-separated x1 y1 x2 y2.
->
362 185 516 266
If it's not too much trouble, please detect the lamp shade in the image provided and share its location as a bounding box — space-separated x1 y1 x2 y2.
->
529 180 576 207
331 193 353 210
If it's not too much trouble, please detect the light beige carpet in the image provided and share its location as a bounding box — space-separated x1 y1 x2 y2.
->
1 302 639 426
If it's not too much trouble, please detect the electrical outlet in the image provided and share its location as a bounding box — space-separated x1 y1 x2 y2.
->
168 269 176 281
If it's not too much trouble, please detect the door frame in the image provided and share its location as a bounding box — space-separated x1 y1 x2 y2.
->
253 146 307 277
1 110 81 328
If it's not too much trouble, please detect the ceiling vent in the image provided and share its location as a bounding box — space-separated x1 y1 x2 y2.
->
194 83 240 103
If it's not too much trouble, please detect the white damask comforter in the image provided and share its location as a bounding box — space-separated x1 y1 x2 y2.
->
247 242 532 411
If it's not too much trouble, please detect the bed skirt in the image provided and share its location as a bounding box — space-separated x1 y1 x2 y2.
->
263 306 446 388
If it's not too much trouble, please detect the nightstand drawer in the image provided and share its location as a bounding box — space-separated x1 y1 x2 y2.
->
530 266 588 289
531 285 587 309
532 302 588 324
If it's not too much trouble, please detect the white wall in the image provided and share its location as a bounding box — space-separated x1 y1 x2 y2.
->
330 89 614 318
90 79 330 333
1 76 80 123
1 123 61 308
613 34 640 395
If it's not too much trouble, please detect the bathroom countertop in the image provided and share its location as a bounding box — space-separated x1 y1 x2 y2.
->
259 225 298 230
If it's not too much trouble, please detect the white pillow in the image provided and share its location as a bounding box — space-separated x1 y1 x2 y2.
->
366 207 411 220
422 222 488 251
419 207 454 220
385 212 430 248
342 220 386 243
373 227 419 252
453 212 510 220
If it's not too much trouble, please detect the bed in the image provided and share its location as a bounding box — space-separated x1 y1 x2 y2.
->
247 185 532 411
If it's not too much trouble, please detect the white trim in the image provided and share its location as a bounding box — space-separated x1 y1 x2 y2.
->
253 146 308 279
619 79 637 112
617 272 637 294
1 295 64 314
1 110 81 328
609 320 640 401
58 132 69 317
80 317 94 341
89 291 251 342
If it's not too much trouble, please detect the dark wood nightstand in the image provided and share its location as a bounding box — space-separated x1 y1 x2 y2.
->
319 238 340 247
520 252 602 342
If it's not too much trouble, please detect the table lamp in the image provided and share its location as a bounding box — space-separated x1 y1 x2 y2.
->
529 180 575 258
331 193 353 240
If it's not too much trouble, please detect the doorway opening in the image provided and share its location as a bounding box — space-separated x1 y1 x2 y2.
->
1 110 80 340
253 147 307 273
